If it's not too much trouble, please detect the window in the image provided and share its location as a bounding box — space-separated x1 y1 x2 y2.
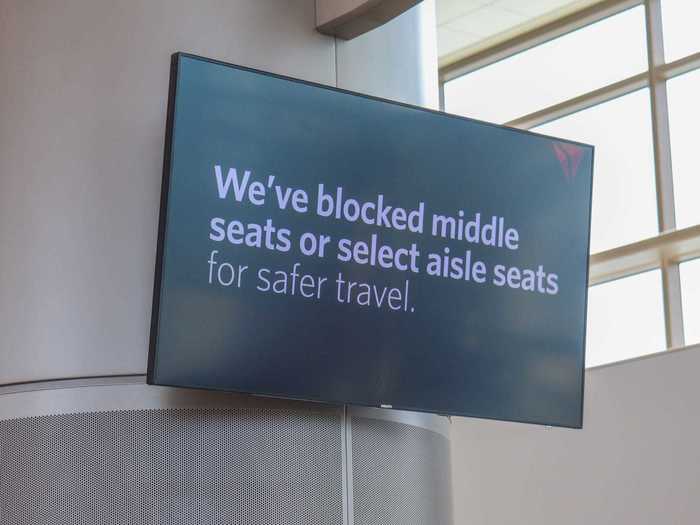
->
440 0 700 366
535 90 657 253
680 259 700 346
443 7 647 124
586 270 665 367
667 70 700 229
661 0 700 62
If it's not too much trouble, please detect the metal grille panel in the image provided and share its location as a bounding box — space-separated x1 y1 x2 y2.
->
351 416 453 525
0 408 343 525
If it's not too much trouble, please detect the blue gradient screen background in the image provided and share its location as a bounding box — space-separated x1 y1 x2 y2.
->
148 54 593 428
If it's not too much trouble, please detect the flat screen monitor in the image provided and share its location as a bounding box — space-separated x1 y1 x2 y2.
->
148 53 594 428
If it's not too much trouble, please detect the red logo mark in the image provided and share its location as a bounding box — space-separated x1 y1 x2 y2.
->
552 141 584 180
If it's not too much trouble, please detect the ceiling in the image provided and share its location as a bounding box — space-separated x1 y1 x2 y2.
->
437 0 584 63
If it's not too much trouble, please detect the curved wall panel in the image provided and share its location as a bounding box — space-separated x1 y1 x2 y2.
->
1 408 343 525
350 412 453 525
0 383 452 525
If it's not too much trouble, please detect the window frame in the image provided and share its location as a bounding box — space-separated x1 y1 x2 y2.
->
439 0 700 353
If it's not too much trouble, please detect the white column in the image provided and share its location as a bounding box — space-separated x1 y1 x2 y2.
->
335 0 439 108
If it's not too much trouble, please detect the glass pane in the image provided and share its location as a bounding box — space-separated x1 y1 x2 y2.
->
667 69 700 229
444 7 648 124
535 90 657 253
586 270 665 367
680 258 700 346
661 0 700 62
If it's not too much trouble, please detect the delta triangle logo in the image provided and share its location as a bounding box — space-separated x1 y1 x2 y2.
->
551 141 584 180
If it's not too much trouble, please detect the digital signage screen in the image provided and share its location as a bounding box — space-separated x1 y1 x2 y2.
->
148 53 593 428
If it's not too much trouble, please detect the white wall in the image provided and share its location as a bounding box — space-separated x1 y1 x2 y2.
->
0 0 437 384
451 346 700 525
0 0 332 384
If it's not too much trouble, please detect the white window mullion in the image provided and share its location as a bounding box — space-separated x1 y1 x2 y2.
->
645 0 685 348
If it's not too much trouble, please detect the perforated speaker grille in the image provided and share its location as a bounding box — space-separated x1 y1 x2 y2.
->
351 416 452 525
0 408 343 525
